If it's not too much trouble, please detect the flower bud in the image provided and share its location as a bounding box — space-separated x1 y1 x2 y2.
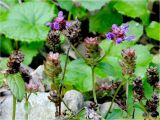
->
146 67 159 87
46 31 61 52
133 77 144 100
25 80 39 92
44 52 62 80
84 37 100 59
120 48 136 75
7 50 24 74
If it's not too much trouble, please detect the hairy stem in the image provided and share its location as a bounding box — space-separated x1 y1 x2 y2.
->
105 81 126 119
91 66 97 104
12 95 16 120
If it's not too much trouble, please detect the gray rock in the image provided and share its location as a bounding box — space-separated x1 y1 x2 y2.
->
31 65 45 92
63 90 84 113
0 92 56 120
100 102 116 117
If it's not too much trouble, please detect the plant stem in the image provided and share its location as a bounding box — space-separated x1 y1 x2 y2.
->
0 1 10 9
12 95 17 120
105 81 126 119
91 66 97 104
68 12 71 21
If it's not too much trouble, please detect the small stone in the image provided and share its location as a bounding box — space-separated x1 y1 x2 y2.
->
63 90 84 113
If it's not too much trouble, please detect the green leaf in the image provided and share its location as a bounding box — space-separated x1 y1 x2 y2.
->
146 21 160 41
103 56 123 79
89 3 122 33
0 35 13 54
0 2 54 42
24 101 31 114
95 62 115 78
107 109 123 120
57 0 74 11
114 0 149 25
20 42 44 65
152 54 160 64
133 45 152 66
64 59 92 92
80 0 108 11
7 73 25 101
143 78 153 99
126 21 143 42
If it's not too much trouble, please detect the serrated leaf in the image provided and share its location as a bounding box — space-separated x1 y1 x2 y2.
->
89 3 122 33
7 73 25 101
0 2 54 42
80 0 108 11
114 0 149 25
95 62 115 78
64 59 92 92
146 21 160 41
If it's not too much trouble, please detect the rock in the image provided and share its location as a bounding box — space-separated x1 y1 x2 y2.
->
0 92 56 120
31 65 45 92
100 102 116 117
63 90 84 113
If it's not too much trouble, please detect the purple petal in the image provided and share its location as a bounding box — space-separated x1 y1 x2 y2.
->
53 22 60 30
106 32 115 40
112 24 118 30
58 11 64 17
116 38 123 44
46 22 52 26
121 23 129 33
65 22 72 29
125 35 135 41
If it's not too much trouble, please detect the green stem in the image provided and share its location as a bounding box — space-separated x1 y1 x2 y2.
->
68 12 71 21
12 95 17 120
105 81 126 119
91 66 97 104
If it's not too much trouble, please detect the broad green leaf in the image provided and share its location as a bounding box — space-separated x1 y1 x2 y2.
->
126 21 143 42
64 59 92 92
133 45 152 77
95 62 115 78
143 78 153 99
57 0 74 11
103 56 123 79
107 109 123 120
0 2 54 42
7 73 25 101
0 35 13 54
20 42 44 65
114 0 149 25
133 45 152 66
152 54 160 64
80 0 108 11
146 21 160 41
89 3 122 33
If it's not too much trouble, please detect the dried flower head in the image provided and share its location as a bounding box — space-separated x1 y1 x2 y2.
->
85 107 102 120
120 48 136 75
146 67 159 87
106 24 134 44
63 20 81 46
46 30 61 51
84 37 100 59
7 50 24 74
133 77 144 100
145 94 159 117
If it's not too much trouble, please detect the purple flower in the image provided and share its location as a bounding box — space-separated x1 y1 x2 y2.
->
65 22 71 29
55 11 64 22
116 38 123 44
53 21 60 30
106 32 115 40
106 23 134 44
125 35 135 41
